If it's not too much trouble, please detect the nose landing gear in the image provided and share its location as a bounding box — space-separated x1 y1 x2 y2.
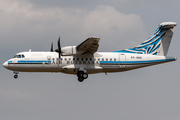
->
14 75 18 79
13 71 19 79
77 71 88 82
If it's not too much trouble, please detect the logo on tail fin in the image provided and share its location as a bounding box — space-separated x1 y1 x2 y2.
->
115 22 177 56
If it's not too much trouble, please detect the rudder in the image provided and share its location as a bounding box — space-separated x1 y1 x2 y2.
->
157 22 176 56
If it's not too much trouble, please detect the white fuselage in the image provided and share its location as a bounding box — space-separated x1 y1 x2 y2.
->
3 51 176 75
2 22 177 81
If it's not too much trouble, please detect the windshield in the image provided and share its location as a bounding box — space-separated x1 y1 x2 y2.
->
13 54 25 58
13 55 18 58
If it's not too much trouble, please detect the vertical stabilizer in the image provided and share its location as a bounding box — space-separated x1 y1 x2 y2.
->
115 22 177 56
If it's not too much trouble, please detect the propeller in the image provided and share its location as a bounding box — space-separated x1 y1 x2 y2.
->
55 36 61 59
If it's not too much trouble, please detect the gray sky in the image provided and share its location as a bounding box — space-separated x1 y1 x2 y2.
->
1 0 180 120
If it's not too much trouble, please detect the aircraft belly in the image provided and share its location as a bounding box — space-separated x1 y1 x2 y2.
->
60 64 103 74
7 63 62 72
5 64 20 71
19 66 61 72
101 65 120 72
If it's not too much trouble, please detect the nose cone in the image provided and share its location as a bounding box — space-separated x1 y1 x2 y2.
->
3 61 8 69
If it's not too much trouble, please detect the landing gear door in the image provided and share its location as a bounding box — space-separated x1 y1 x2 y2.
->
119 54 126 69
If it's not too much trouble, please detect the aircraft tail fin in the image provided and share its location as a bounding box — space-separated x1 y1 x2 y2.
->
116 22 177 56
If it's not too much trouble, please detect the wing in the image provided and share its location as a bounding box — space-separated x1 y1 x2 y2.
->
76 37 100 54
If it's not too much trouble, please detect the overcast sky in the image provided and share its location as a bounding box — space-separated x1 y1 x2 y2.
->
1 0 180 120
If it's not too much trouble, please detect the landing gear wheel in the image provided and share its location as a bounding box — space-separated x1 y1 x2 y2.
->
14 75 18 79
78 76 84 82
83 73 88 79
13 71 19 79
77 71 84 77
77 71 88 82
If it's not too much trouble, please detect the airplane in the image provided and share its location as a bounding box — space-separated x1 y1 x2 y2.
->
3 22 177 82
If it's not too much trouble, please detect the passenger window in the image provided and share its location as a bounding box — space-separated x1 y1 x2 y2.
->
73 58 75 61
98 58 100 61
90 58 92 61
102 58 104 61
61 58 63 61
81 58 83 61
94 58 96 61
106 58 108 61
110 58 112 61
69 58 71 60
86 58 88 61
114 58 116 61
77 58 79 61
65 58 67 61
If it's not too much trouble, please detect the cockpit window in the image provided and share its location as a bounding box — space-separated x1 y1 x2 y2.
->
17 55 21 58
13 54 25 58
13 55 18 58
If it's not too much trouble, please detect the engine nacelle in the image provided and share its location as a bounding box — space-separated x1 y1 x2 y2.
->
61 46 76 56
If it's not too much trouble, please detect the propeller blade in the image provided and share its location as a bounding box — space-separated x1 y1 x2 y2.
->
58 36 61 53
56 36 61 59
50 42 53 52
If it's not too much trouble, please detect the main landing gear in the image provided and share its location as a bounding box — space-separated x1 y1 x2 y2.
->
77 71 88 82
13 71 19 79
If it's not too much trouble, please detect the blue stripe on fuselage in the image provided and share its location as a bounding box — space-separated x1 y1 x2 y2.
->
17 60 51 63
7 60 51 64
8 61 12 63
100 58 175 64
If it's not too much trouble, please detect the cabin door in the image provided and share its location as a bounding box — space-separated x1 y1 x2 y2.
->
119 54 126 69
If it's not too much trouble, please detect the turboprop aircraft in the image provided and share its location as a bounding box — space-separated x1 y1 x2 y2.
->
3 22 177 82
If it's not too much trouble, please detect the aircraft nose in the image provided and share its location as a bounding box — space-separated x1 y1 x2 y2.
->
3 61 8 68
